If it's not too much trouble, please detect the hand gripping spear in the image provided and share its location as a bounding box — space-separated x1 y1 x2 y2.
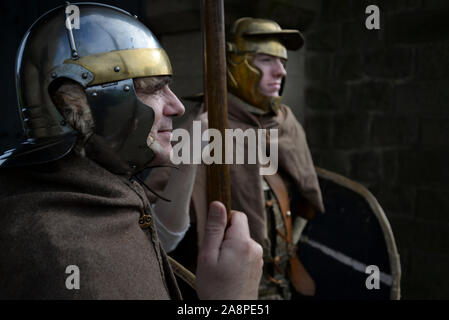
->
202 0 231 221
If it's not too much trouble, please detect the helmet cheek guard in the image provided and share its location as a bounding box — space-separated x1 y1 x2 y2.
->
227 52 281 114
85 78 155 174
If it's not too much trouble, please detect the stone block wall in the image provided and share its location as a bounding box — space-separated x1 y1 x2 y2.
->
303 0 449 299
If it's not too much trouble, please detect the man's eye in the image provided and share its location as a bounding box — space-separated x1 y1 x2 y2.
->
143 84 165 95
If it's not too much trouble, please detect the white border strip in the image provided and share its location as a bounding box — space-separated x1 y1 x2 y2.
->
300 235 393 286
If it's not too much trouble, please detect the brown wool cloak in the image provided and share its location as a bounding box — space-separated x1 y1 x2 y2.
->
0 152 181 300
192 94 325 246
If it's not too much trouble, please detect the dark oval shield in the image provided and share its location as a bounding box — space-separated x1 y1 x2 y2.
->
296 168 401 300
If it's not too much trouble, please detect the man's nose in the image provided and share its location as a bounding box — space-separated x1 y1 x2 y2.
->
273 59 287 78
163 88 185 117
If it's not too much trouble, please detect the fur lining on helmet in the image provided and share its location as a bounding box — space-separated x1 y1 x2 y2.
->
51 81 94 136
51 80 94 155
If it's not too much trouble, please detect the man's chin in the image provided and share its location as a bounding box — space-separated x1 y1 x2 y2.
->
260 90 279 97
147 142 172 166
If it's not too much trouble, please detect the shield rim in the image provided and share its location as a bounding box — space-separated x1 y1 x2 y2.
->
314 167 402 300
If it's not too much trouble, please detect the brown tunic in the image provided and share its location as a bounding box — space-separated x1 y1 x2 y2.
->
0 151 181 300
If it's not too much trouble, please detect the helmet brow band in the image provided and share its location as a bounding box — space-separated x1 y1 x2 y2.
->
64 48 173 85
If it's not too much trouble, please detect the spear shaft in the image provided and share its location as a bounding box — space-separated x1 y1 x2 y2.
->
202 0 231 219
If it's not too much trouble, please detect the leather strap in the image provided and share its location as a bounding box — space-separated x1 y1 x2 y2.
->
264 173 292 241
264 173 316 296
168 256 196 290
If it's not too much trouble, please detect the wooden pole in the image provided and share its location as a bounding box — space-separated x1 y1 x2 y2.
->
202 0 231 219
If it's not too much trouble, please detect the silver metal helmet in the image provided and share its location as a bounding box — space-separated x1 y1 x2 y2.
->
0 2 173 174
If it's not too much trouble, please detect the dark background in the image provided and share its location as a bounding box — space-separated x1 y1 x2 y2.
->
1 0 448 299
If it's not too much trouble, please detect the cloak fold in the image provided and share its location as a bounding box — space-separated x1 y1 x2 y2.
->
0 152 181 300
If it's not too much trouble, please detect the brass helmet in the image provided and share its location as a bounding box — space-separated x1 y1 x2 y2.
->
0 3 172 174
226 17 304 114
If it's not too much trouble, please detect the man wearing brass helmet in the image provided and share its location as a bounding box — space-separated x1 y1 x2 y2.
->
168 18 325 300
0 3 263 300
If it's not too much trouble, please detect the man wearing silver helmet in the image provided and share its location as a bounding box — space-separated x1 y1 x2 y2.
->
0 3 262 299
